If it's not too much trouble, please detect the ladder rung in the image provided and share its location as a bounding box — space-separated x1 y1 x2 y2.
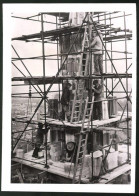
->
78 159 83 163
80 145 86 148
72 116 78 119
74 175 80 179
81 130 90 134
74 106 80 108
76 100 81 103
77 167 82 171
81 139 86 142
84 120 90 122
81 137 86 140
75 170 81 174
79 151 84 154
74 173 79 177
76 100 81 102
70 121 79 124
81 132 88 136
85 114 90 117
74 178 79 183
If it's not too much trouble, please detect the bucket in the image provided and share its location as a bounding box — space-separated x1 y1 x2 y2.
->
92 151 103 177
16 149 24 159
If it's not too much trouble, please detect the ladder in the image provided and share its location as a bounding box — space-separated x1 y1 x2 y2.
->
70 26 89 123
70 80 85 123
72 96 94 184
78 25 89 76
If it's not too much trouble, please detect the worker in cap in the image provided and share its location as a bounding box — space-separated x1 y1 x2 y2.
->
61 82 72 121
92 79 102 120
91 28 103 75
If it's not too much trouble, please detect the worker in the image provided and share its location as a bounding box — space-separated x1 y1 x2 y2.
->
91 30 103 75
92 80 103 120
61 82 72 121
32 122 50 158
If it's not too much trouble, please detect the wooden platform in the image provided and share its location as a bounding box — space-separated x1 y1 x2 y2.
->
12 150 131 184
12 25 132 42
98 163 131 184
12 114 131 131
12 150 89 184
41 114 130 129
12 73 132 85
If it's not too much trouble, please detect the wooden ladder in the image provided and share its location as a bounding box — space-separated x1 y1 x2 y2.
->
70 80 85 123
72 96 94 184
70 26 89 123
78 25 89 76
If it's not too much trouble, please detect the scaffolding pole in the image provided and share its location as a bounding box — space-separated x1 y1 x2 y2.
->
124 11 130 161
41 13 49 168
91 18 132 104
11 11 132 183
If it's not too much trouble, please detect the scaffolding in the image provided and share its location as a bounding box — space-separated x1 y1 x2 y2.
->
11 11 132 184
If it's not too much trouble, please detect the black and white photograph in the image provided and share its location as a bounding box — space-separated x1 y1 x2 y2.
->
2 3 136 193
